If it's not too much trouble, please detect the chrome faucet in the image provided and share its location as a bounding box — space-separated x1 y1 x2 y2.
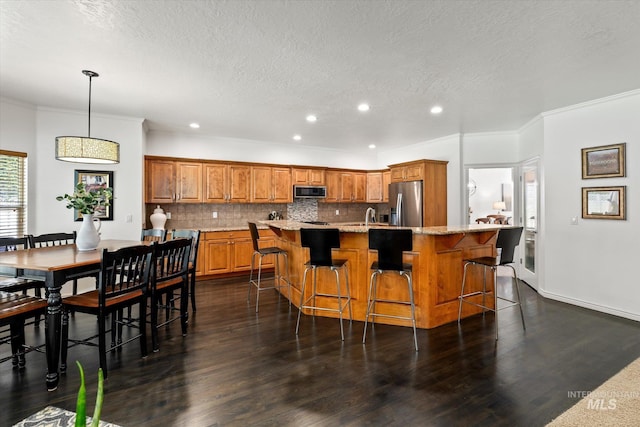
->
365 207 376 227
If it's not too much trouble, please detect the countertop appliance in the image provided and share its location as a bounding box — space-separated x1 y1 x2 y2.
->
294 185 326 199
389 180 423 227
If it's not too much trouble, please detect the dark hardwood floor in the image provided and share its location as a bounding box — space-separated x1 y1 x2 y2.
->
3 275 640 426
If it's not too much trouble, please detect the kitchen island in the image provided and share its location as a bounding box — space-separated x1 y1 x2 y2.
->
261 220 507 329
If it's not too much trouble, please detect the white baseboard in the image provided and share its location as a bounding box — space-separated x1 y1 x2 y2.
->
538 289 640 322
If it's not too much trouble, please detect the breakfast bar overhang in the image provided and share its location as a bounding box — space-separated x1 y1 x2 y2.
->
262 220 508 329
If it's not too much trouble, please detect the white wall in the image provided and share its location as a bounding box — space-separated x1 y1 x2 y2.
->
541 91 639 320
147 130 378 170
0 98 38 232
378 134 462 225
32 106 146 240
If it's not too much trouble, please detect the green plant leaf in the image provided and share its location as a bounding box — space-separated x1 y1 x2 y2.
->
75 361 86 427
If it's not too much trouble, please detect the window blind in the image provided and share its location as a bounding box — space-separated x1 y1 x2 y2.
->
0 150 28 238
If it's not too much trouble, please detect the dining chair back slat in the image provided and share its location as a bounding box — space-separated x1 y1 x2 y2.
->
171 229 201 311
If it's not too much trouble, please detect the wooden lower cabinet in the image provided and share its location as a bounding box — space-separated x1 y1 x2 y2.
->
200 229 275 277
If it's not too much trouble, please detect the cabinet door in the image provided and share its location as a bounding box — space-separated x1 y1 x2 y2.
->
146 160 176 203
228 165 251 203
204 163 228 203
382 171 391 203
325 171 340 202
308 169 325 185
272 166 292 203
176 162 202 203
251 166 273 203
232 238 254 271
195 240 205 276
366 172 383 203
204 239 233 274
292 168 310 185
405 164 424 181
340 172 354 202
390 167 405 183
353 172 367 202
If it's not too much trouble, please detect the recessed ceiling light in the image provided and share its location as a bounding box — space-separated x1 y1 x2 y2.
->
306 114 317 123
368 144 376 149
293 134 302 141
430 106 443 114
189 122 200 129
358 103 370 112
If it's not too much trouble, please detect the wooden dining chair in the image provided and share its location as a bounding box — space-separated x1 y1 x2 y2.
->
150 238 191 352
0 291 47 369
170 229 201 312
61 244 153 378
141 229 167 242
28 232 83 295
0 237 44 296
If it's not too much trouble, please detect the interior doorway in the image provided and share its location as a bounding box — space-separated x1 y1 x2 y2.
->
465 167 516 225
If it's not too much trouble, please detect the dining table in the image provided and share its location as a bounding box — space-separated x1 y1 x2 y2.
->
0 239 143 391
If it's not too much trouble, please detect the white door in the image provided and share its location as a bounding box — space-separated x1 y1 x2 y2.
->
519 159 539 289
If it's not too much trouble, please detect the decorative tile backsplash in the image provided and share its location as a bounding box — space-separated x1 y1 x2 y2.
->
145 200 389 229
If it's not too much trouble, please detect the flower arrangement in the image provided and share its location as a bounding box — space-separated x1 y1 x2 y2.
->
56 182 113 215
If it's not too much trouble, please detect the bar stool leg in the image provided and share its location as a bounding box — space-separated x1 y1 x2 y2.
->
295 267 311 335
509 265 526 330
362 270 377 343
255 255 263 313
344 264 352 322
334 267 344 341
493 267 499 340
405 271 418 352
248 251 257 302
458 262 470 322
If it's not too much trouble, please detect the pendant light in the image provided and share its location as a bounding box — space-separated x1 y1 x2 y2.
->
55 70 120 164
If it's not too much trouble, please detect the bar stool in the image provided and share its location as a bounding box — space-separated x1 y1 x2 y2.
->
362 228 418 351
295 228 352 340
458 226 525 340
247 222 291 312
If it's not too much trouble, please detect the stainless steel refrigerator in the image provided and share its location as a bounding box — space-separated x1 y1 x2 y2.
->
389 180 423 227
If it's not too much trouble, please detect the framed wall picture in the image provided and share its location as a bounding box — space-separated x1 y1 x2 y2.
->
74 170 114 221
581 143 626 179
582 186 626 220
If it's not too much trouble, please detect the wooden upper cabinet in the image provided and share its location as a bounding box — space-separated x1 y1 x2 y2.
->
146 159 176 203
175 161 202 203
390 161 424 183
382 170 391 202
367 172 383 203
324 170 341 202
353 172 367 202
292 168 325 185
251 165 291 203
227 164 251 203
204 163 250 203
340 172 354 202
145 159 201 203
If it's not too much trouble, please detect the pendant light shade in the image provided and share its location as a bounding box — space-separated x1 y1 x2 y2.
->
55 70 120 164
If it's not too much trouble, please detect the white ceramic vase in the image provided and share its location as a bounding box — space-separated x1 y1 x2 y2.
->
76 213 101 251
150 205 167 230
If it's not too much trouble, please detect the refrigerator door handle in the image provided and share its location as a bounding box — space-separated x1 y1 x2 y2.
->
396 192 403 226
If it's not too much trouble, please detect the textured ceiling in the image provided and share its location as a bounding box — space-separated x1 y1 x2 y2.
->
1 0 639 153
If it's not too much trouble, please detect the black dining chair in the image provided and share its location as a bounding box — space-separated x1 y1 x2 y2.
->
150 238 191 352
141 229 167 242
61 244 153 378
28 232 81 294
0 291 47 370
170 229 201 312
0 237 44 296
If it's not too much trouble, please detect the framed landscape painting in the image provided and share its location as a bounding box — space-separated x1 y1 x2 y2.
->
582 186 626 220
581 143 626 179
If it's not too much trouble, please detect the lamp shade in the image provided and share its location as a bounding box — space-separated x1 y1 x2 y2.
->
55 136 120 164
492 201 506 211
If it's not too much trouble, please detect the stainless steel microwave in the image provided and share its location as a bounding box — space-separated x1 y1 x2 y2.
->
293 185 327 199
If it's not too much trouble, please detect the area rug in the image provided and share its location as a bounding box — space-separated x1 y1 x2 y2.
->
547 356 640 426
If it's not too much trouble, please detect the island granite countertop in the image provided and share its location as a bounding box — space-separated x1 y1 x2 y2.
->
259 220 508 235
